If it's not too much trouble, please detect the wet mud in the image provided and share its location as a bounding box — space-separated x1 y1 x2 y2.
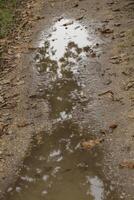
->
5 17 119 200
0 0 134 199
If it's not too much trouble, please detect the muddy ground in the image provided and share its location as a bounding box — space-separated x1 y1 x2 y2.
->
0 0 134 199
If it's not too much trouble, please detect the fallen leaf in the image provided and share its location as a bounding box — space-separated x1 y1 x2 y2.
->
119 161 134 169
109 124 118 129
17 121 32 128
81 138 104 150
76 16 84 21
98 90 114 100
98 27 114 34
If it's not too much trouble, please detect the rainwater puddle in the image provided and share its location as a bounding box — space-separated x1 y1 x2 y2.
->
38 18 96 60
5 18 119 200
6 122 107 200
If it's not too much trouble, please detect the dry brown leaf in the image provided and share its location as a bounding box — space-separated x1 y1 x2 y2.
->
119 161 134 169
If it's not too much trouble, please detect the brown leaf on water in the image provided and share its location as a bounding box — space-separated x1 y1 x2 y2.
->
109 123 118 129
98 27 114 34
81 138 104 150
119 160 134 169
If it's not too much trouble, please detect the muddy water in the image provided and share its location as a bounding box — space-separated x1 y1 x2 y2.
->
5 18 119 200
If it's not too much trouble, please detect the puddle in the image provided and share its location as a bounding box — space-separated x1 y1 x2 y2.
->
5 18 120 200
88 176 104 200
38 18 97 61
6 121 106 200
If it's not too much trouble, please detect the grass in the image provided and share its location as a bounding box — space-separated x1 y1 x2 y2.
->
0 0 17 38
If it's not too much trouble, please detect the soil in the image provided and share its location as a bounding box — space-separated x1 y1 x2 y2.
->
0 0 134 199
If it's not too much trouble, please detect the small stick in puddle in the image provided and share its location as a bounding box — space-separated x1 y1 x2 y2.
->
63 21 74 27
81 138 104 150
76 16 84 21
98 90 114 101
98 90 114 97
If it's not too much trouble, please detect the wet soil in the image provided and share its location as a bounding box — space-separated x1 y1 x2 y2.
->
0 0 134 199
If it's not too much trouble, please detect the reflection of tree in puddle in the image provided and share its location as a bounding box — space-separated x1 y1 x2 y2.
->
34 41 89 120
45 78 80 119
35 41 58 73
6 120 108 200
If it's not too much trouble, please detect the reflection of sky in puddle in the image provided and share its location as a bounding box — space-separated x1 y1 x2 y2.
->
37 20 91 120
37 18 102 80
39 18 95 61
48 149 63 162
87 176 104 200
42 175 49 182
57 111 72 122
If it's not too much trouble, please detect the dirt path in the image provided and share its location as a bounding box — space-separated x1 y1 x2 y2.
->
0 0 134 199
